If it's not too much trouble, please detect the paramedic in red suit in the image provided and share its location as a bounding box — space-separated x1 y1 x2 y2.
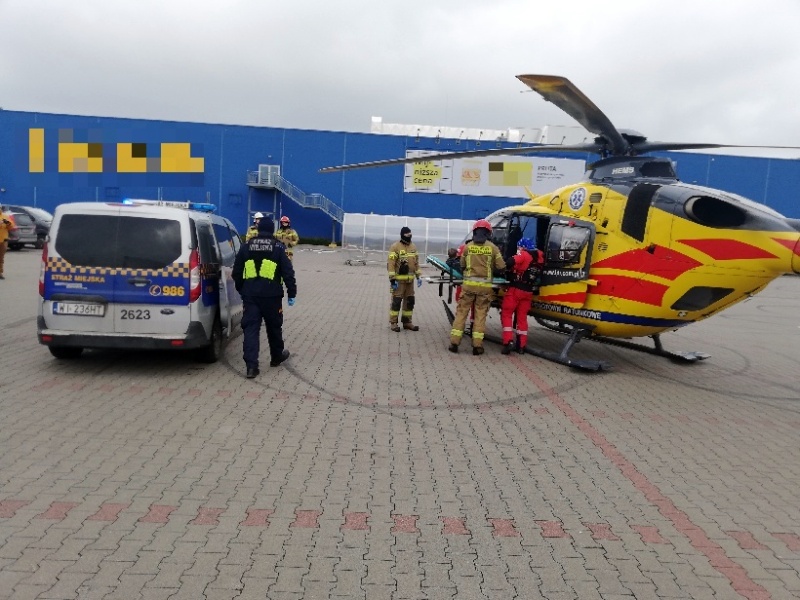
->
501 237 543 355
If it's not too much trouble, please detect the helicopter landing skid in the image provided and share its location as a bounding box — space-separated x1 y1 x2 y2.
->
441 301 610 372
590 333 710 363
514 327 611 372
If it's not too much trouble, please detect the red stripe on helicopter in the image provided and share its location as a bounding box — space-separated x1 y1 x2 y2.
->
676 239 778 260
592 275 668 306
592 246 701 280
772 237 800 255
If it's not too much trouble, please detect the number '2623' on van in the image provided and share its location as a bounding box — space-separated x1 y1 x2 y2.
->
37 200 244 362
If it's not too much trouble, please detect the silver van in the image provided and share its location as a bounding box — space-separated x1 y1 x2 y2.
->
37 200 243 361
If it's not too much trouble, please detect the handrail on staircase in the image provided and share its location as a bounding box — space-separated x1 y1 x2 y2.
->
247 170 343 223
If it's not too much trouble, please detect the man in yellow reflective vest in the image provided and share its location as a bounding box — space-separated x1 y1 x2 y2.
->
233 217 297 378
449 219 505 355
387 226 422 331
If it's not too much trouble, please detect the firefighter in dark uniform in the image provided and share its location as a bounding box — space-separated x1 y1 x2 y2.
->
448 219 505 355
233 217 297 378
387 226 422 331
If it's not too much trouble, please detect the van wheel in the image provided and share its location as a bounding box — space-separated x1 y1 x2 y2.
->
196 317 222 363
8 243 21 251
49 346 83 359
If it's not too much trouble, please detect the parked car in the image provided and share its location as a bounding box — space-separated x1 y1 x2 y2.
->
2 205 52 248
7 211 37 250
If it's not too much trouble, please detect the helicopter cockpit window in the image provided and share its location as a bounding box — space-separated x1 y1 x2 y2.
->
546 223 590 266
639 161 677 178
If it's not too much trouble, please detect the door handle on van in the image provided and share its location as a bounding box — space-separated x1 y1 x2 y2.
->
127 277 152 287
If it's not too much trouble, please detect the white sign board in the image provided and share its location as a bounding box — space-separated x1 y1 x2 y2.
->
403 150 585 199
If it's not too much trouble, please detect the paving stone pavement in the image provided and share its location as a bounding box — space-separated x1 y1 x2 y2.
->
1 244 799 600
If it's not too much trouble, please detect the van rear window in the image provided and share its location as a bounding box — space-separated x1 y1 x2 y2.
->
56 214 182 269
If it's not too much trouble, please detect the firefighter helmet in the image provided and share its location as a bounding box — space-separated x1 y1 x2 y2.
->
280 216 290 224
253 212 264 220
473 219 492 233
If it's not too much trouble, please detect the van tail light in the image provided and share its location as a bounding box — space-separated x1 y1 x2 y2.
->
189 248 201 302
39 244 48 297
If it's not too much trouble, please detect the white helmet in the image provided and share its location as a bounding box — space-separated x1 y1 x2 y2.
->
253 212 264 219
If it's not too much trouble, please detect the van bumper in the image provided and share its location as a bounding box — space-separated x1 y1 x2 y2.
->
37 319 210 351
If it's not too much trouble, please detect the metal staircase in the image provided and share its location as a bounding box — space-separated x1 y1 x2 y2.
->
247 165 344 223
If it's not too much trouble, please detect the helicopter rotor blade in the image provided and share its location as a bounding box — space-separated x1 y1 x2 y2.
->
635 141 800 154
319 142 603 173
517 74 630 155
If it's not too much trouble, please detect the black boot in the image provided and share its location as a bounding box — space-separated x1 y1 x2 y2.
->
472 347 484 356
501 342 514 355
270 349 290 367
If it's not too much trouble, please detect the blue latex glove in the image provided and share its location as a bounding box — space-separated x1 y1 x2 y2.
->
416 278 422 288
390 280 398 291
288 297 295 306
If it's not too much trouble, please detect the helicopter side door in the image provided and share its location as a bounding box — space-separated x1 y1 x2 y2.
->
537 219 595 308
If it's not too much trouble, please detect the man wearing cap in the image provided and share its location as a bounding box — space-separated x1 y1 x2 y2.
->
245 212 265 241
233 216 297 378
387 226 422 332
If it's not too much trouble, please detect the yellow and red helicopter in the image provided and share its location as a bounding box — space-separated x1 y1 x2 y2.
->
323 75 800 371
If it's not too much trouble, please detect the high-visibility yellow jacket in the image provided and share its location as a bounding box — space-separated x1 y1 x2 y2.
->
387 240 421 282
275 227 299 249
460 240 505 290
0 211 14 244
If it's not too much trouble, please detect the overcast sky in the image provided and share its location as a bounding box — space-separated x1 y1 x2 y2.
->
2 0 800 157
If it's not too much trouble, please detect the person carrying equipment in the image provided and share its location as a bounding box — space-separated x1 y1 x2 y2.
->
275 216 299 260
448 219 505 355
500 237 543 355
245 212 265 241
387 226 422 331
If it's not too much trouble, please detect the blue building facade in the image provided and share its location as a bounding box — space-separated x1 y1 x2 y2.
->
1 109 798 240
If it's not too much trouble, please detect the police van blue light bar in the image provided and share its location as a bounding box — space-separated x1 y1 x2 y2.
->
120 199 217 212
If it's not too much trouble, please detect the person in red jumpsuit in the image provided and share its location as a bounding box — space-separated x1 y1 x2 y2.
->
501 237 543 355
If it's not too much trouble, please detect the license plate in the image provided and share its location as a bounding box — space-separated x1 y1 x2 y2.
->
53 302 106 317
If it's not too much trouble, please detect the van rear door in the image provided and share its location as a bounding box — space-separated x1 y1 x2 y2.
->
44 208 120 334
110 210 190 336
